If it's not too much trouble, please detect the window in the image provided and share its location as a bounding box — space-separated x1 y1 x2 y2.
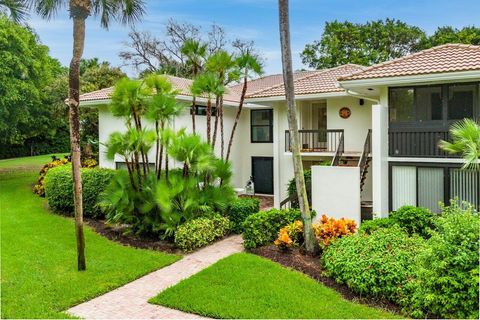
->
391 164 480 212
390 88 414 123
190 105 217 116
448 84 475 120
251 109 273 143
416 86 442 121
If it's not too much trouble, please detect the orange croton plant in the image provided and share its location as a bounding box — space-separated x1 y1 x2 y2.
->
274 214 357 250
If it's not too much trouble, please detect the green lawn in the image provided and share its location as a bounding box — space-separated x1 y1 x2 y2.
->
0 157 180 318
151 253 400 319
0 153 67 172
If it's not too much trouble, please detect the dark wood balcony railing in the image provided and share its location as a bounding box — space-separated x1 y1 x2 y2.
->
389 128 458 158
285 129 344 153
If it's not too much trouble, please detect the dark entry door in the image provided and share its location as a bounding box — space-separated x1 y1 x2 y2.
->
252 157 274 194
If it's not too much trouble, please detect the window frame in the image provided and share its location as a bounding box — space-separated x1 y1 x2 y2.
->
388 82 479 130
190 104 217 116
250 109 273 143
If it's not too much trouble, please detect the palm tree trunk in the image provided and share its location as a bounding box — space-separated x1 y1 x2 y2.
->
68 14 87 271
157 122 165 180
212 95 220 152
206 98 212 145
226 76 247 161
155 120 160 177
220 96 225 159
278 0 319 255
191 96 197 134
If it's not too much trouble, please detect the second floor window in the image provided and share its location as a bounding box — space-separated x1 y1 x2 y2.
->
389 83 478 126
251 109 273 143
190 105 217 116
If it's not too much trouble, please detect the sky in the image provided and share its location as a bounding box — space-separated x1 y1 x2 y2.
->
28 0 480 77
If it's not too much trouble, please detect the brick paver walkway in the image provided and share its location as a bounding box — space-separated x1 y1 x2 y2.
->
67 235 243 319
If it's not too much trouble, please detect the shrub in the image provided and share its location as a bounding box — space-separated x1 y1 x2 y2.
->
227 198 260 233
403 202 479 319
322 226 426 302
33 156 70 196
358 217 396 234
389 205 434 238
174 214 231 252
242 208 301 249
44 165 115 218
274 220 303 250
313 215 357 247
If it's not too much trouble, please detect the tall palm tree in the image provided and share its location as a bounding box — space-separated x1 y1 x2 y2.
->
205 50 239 156
190 73 224 145
225 52 263 161
439 118 480 170
144 74 183 179
0 0 28 22
278 0 318 255
181 39 207 134
30 0 145 271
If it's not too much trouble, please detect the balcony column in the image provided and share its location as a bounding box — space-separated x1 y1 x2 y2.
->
371 103 389 217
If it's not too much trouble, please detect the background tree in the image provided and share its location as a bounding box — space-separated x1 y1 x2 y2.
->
301 19 480 70
30 0 146 271
439 119 480 170
0 16 69 158
429 26 480 46
301 19 428 69
0 0 28 22
278 0 318 255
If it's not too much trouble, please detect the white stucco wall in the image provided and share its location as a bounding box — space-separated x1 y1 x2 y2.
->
97 101 273 190
311 165 361 225
326 96 372 152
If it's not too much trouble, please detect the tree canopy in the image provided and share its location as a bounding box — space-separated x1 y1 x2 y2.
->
301 19 480 69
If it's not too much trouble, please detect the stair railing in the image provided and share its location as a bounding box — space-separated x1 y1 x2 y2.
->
331 131 344 166
358 129 372 180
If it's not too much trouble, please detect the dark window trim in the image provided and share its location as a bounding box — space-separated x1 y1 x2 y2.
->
190 104 217 116
250 109 273 143
388 82 479 130
388 161 480 212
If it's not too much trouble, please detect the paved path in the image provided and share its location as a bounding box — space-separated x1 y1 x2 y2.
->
67 235 244 319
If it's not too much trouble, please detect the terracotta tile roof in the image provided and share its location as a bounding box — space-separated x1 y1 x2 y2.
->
79 65 364 104
339 44 480 81
79 74 241 104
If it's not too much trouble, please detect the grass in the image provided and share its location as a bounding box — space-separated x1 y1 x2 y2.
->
151 253 400 319
0 153 67 172
0 156 181 318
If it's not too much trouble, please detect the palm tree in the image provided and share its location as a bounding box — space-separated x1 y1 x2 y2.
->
190 73 224 145
144 74 183 179
439 118 480 170
278 0 318 255
181 39 207 134
30 0 145 271
205 50 239 157
0 0 28 22
225 51 263 161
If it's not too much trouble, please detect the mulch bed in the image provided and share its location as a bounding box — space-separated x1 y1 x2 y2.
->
239 194 274 210
86 219 181 254
251 245 402 315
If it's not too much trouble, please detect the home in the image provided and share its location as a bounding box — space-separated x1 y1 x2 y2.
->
79 44 480 223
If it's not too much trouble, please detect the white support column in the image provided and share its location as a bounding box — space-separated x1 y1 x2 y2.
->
371 103 389 217
273 103 281 208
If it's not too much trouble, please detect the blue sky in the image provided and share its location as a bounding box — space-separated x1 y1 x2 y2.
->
29 0 480 76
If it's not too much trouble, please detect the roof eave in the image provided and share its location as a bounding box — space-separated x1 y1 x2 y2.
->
245 91 348 103
339 70 480 89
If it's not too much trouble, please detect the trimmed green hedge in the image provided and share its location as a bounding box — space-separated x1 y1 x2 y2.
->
175 214 231 252
322 226 426 303
44 165 115 218
242 208 301 249
227 198 260 233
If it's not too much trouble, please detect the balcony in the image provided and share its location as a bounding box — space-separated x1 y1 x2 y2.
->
389 128 458 158
285 129 343 153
